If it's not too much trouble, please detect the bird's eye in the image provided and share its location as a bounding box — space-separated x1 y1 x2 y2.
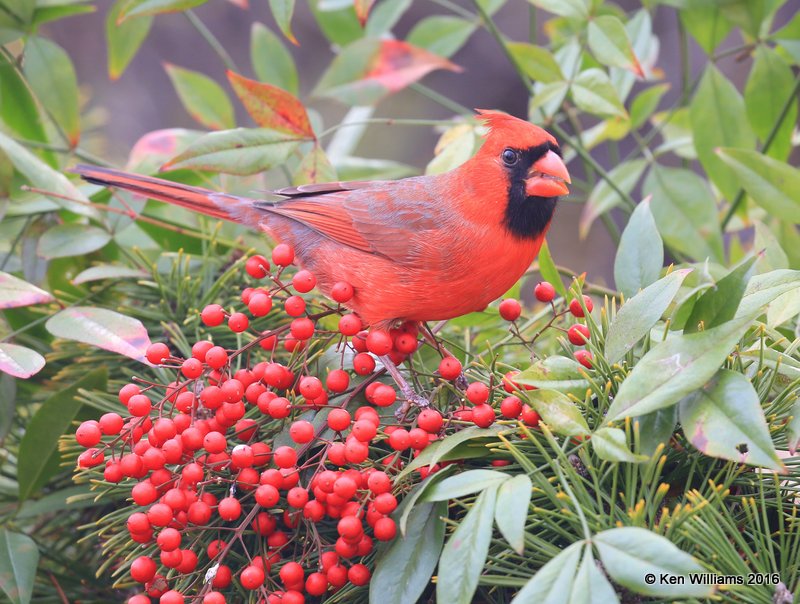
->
502 148 518 165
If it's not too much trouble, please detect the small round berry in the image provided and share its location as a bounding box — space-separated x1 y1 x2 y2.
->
181 357 203 379
569 295 593 318
373 492 397 514
499 298 522 321
351 420 377 442
521 405 541 427
191 340 214 361
347 563 370 586
99 412 124 435
218 497 241 521
273 446 297 468
367 471 391 494
500 396 523 418
534 281 556 303
374 517 397 541
331 281 354 303
279 561 304 585
567 324 590 346
465 382 490 405
228 312 249 333
146 342 170 365
272 243 294 266
353 352 376 375
127 394 152 417
203 593 226 604
245 255 270 279
306 572 328 596
289 420 314 444
371 384 396 407
575 349 593 369
130 556 157 583
417 409 443 433
338 314 362 336
472 403 496 428
326 408 351 432
292 269 316 293
438 356 462 381
76 421 102 447
201 304 225 327
298 376 323 399
388 428 410 451
248 292 272 317
284 295 306 317
240 564 265 590
205 346 228 370
326 369 350 393
366 331 393 356
157 527 181 552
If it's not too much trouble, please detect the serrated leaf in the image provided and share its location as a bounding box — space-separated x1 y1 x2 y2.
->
745 46 796 160
0 343 45 379
495 474 531 554
511 541 583 604
0 271 54 309
23 36 80 146
591 427 647 462
17 368 107 501
679 369 782 470
508 42 563 83
536 239 566 298
684 256 756 333
407 16 475 59
72 264 148 285
516 356 590 397
37 224 111 259
117 0 207 21
45 307 152 362
314 38 461 106
250 22 298 94
606 315 753 421
588 15 643 76
571 68 627 118
613 198 664 298
423 469 508 502
643 164 724 263
369 501 445 604
396 426 503 481
228 71 312 136
269 0 297 45
689 64 756 201
716 148 800 224
437 486 497 604
162 127 303 175
525 389 589 436
594 527 713 598
580 159 646 238
164 63 234 130
106 0 152 80
0 529 39 604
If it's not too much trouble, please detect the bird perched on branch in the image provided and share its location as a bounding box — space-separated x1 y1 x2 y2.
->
74 110 569 408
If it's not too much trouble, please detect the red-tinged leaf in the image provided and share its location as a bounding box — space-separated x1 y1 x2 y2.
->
0 271 55 309
315 39 462 106
227 71 313 137
269 0 298 45
126 128 205 172
0 343 45 379
293 144 336 185
354 0 374 25
117 0 208 22
45 306 152 363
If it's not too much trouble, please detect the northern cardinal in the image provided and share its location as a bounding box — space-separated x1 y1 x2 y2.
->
74 110 569 408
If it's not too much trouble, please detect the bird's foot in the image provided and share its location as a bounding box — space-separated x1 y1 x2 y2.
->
454 372 469 391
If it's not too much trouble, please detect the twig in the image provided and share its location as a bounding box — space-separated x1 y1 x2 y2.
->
184 10 239 73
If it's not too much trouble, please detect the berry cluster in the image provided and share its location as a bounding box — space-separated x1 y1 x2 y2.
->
72 247 595 603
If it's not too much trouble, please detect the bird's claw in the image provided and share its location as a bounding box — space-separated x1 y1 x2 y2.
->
454 372 469 390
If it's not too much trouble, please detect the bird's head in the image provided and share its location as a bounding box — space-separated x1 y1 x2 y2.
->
474 109 570 239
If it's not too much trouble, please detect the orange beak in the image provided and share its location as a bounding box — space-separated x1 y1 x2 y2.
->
525 150 570 198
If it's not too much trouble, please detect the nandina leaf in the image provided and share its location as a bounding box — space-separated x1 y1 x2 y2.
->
525 389 590 436
250 22 299 94
511 542 583 603
495 474 531 554
684 255 756 333
37 224 112 260
613 197 664 298
591 427 647 463
72 265 148 285
422 469 508 501
0 343 45 379
353 0 374 26
106 0 152 80
126 128 204 172
315 38 462 106
516 356 589 397
269 0 297 45
293 144 336 185
45 306 152 363
227 71 313 137
587 15 644 76
117 0 208 21
0 271 54 309
0 529 39 604
164 63 235 131
580 159 646 238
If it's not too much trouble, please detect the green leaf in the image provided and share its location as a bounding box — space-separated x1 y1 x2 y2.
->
17 368 107 501
613 198 664 299
164 63 234 130
293 144 336 185
719 0 782 38
679 369 783 470
250 22 298 94
423 469 508 502
629 83 669 129
643 164 724 262
591 427 647 462
716 148 800 224
689 64 756 201
163 127 303 175
72 264 148 285
397 466 455 536
787 401 800 456
495 474 531 554
526 0 588 20
309 0 362 46
516 356 590 398
511 541 583 604
525 389 590 436
437 486 497 604
575 546 620 604
772 10 800 63
22 36 80 145
364 0 412 36
684 256 756 333
605 314 754 421
635 406 677 457
571 68 628 118
508 42 563 83
679 1 731 55
117 0 207 21
737 269 800 318
369 501 446 604
0 47 50 156
45 306 152 362
269 0 297 45
0 271 54 309
0 373 15 440
31 3 95 27
0 0 34 27
37 224 111 259
594 527 713 598
0 529 39 604
0 343 45 379
745 46 796 160
587 15 643 76
580 159 646 238
407 16 475 59
106 0 152 80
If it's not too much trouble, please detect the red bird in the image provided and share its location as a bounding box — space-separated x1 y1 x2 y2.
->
74 110 569 406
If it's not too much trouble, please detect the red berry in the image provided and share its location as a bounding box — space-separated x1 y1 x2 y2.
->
327 408 351 432
157 527 181 552
76 421 102 447
287 486 309 508
374 517 397 541
129 595 150 604
146 342 170 365
417 409 443 433
279 561 304 585
191 340 214 361
201 304 225 327
218 497 241 521
289 420 314 444
205 346 228 369
347 563 370 586
298 376 323 399
366 331 393 356
353 353 375 375
326 369 350 393
284 295 306 317
132 481 158 506
245 255 270 279
472 403 495 427
499 298 522 321
371 384 396 407
575 349 593 369
290 317 315 340
568 324 590 345
241 565 265 590
569 295 593 317
388 428 410 451
367 471 391 494
374 492 397 514
228 312 249 333
338 313 362 336
181 357 203 379
292 270 316 293
521 405 541 427
130 556 157 583
465 382 490 405
248 292 272 317
306 571 328 596
500 396 523 418
438 356 462 380
255 484 280 507
127 394 151 417
273 446 297 468
331 281 354 303
272 243 294 266
534 281 556 303
99 412 123 435
203 593 226 604
267 396 291 419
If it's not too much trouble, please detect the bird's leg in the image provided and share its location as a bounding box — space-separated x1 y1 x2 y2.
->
420 323 469 390
379 354 430 420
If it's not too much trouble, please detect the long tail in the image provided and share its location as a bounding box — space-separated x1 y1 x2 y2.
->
72 164 260 224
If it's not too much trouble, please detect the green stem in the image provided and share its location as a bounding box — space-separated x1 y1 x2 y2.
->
721 75 800 229
16 138 111 166
411 83 470 114
184 10 239 73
